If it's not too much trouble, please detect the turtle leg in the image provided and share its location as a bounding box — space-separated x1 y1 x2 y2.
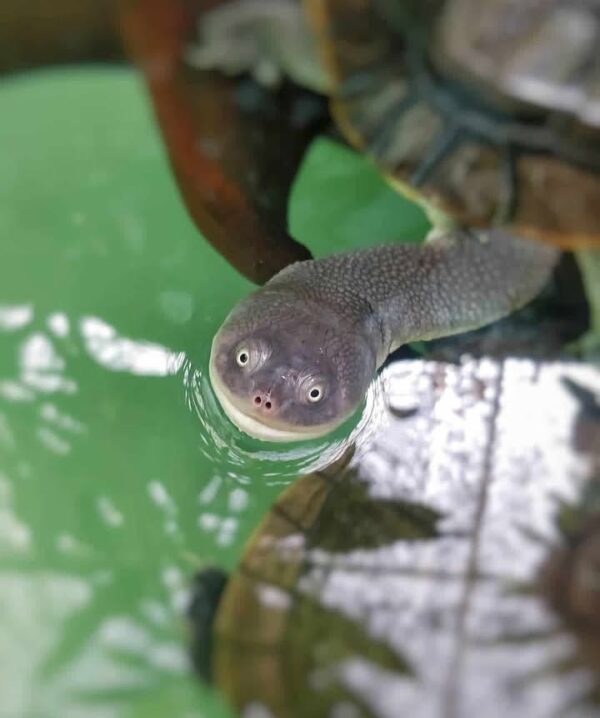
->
187 567 228 683
573 248 600 361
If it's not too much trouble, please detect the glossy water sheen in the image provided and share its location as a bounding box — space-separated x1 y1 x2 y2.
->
0 68 428 717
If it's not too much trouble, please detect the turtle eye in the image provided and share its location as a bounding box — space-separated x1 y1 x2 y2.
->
236 348 249 367
307 385 324 403
234 341 270 372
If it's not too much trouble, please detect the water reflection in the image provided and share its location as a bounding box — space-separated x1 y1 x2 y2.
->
0 67 320 718
36 304 391 483
195 359 600 718
4 299 387 486
0 68 408 718
0 306 242 716
6 66 598 718
2 299 394 713
0 304 34 330
80 316 185 377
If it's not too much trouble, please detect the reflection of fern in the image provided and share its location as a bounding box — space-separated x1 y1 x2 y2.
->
310 467 441 553
29 559 210 716
479 477 600 716
40 569 153 680
191 467 441 718
478 620 600 715
0 364 252 718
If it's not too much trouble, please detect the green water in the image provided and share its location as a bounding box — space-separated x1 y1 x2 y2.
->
0 67 428 718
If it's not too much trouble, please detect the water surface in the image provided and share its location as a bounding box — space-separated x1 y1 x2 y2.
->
0 67 428 717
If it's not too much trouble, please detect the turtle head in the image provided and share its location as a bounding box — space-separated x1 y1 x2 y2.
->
209 291 375 442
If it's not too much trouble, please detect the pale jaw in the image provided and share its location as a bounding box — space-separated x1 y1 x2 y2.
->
208 350 340 443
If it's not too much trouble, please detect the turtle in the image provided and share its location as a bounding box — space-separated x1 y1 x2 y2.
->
188 357 600 718
184 0 600 442
189 0 600 248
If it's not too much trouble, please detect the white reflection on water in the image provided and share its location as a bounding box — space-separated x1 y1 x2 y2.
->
0 304 33 331
161 566 189 614
11 312 388 484
333 658 418 718
20 333 75 395
36 426 71 456
79 316 184 377
292 359 600 718
229 487 249 512
100 615 187 673
0 473 31 554
0 381 35 402
0 574 92 717
8 311 390 486
4 309 395 562
147 480 180 540
96 496 125 528
47 312 70 338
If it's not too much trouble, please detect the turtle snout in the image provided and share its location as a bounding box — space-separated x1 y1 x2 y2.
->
252 389 275 413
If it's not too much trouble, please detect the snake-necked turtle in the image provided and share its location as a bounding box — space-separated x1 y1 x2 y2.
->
189 359 600 718
189 0 600 442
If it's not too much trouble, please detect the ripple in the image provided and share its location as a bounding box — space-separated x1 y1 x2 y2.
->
181 356 388 485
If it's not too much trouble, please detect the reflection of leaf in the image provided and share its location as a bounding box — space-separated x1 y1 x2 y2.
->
496 629 600 713
312 473 440 553
206 360 600 718
203 463 432 718
561 377 600 421
39 571 158 682
286 594 412 715
490 476 600 714
211 572 411 718
39 577 114 681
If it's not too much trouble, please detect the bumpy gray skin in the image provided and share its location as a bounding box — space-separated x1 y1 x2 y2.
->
209 230 559 442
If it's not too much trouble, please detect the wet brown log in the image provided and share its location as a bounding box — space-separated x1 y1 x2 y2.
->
119 0 327 284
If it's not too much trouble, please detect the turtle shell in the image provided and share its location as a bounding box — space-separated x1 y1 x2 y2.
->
201 358 600 718
307 0 600 249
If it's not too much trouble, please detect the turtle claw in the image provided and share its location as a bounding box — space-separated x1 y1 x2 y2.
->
188 567 228 683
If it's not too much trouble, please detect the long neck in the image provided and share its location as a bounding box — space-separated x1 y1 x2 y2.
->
268 230 560 364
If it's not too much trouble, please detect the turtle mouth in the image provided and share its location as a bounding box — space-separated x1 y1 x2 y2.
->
208 355 338 443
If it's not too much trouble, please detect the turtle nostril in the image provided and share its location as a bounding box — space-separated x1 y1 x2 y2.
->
253 392 274 411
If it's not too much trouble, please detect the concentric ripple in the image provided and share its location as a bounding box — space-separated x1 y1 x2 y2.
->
181 353 388 484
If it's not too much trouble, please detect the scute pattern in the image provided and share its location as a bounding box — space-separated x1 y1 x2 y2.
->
308 0 600 247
